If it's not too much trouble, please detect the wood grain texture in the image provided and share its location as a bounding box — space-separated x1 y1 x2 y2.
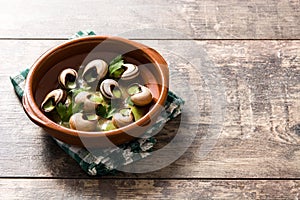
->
0 179 299 199
0 0 299 39
0 39 299 178
1 0 299 197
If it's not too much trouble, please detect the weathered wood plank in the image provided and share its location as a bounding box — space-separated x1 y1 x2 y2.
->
0 179 299 199
179 0 300 39
0 40 299 178
0 0 299 39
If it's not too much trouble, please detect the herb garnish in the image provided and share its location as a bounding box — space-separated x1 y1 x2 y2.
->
56 102 83 122
108 55 125 78
96 104 116 119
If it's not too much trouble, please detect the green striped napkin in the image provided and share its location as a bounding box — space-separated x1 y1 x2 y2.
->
10 31 184 176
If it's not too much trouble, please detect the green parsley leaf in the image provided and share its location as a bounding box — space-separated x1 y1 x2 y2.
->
109 55 123 66
110 68 125 79
96 104 117 119
106 105 117 119
56 103 68 122
108 55 124 77
55 102 83 122
96 104 107 118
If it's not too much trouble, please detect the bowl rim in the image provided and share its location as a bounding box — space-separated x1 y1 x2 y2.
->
23 35 169 139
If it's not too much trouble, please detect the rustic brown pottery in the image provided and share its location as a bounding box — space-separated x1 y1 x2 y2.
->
22 36 169 148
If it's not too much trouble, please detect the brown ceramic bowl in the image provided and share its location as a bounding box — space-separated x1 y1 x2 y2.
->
22 36 169 148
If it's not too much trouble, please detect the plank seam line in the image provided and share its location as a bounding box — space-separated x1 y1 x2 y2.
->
0 38 299 41
1 177 300 181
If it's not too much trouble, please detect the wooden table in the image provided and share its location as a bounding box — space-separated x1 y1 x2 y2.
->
1 0 299 199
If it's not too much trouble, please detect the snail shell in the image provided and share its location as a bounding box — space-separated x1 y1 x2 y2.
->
112 108 134 128
58 68 78 90
69 113 98 131
128 84 152 106
82 59 108 85
41 89 67 112
74 91 99 113
121 64 139 80
100 79 122 99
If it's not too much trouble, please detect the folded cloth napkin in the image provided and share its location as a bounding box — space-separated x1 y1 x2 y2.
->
10 31 184 176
